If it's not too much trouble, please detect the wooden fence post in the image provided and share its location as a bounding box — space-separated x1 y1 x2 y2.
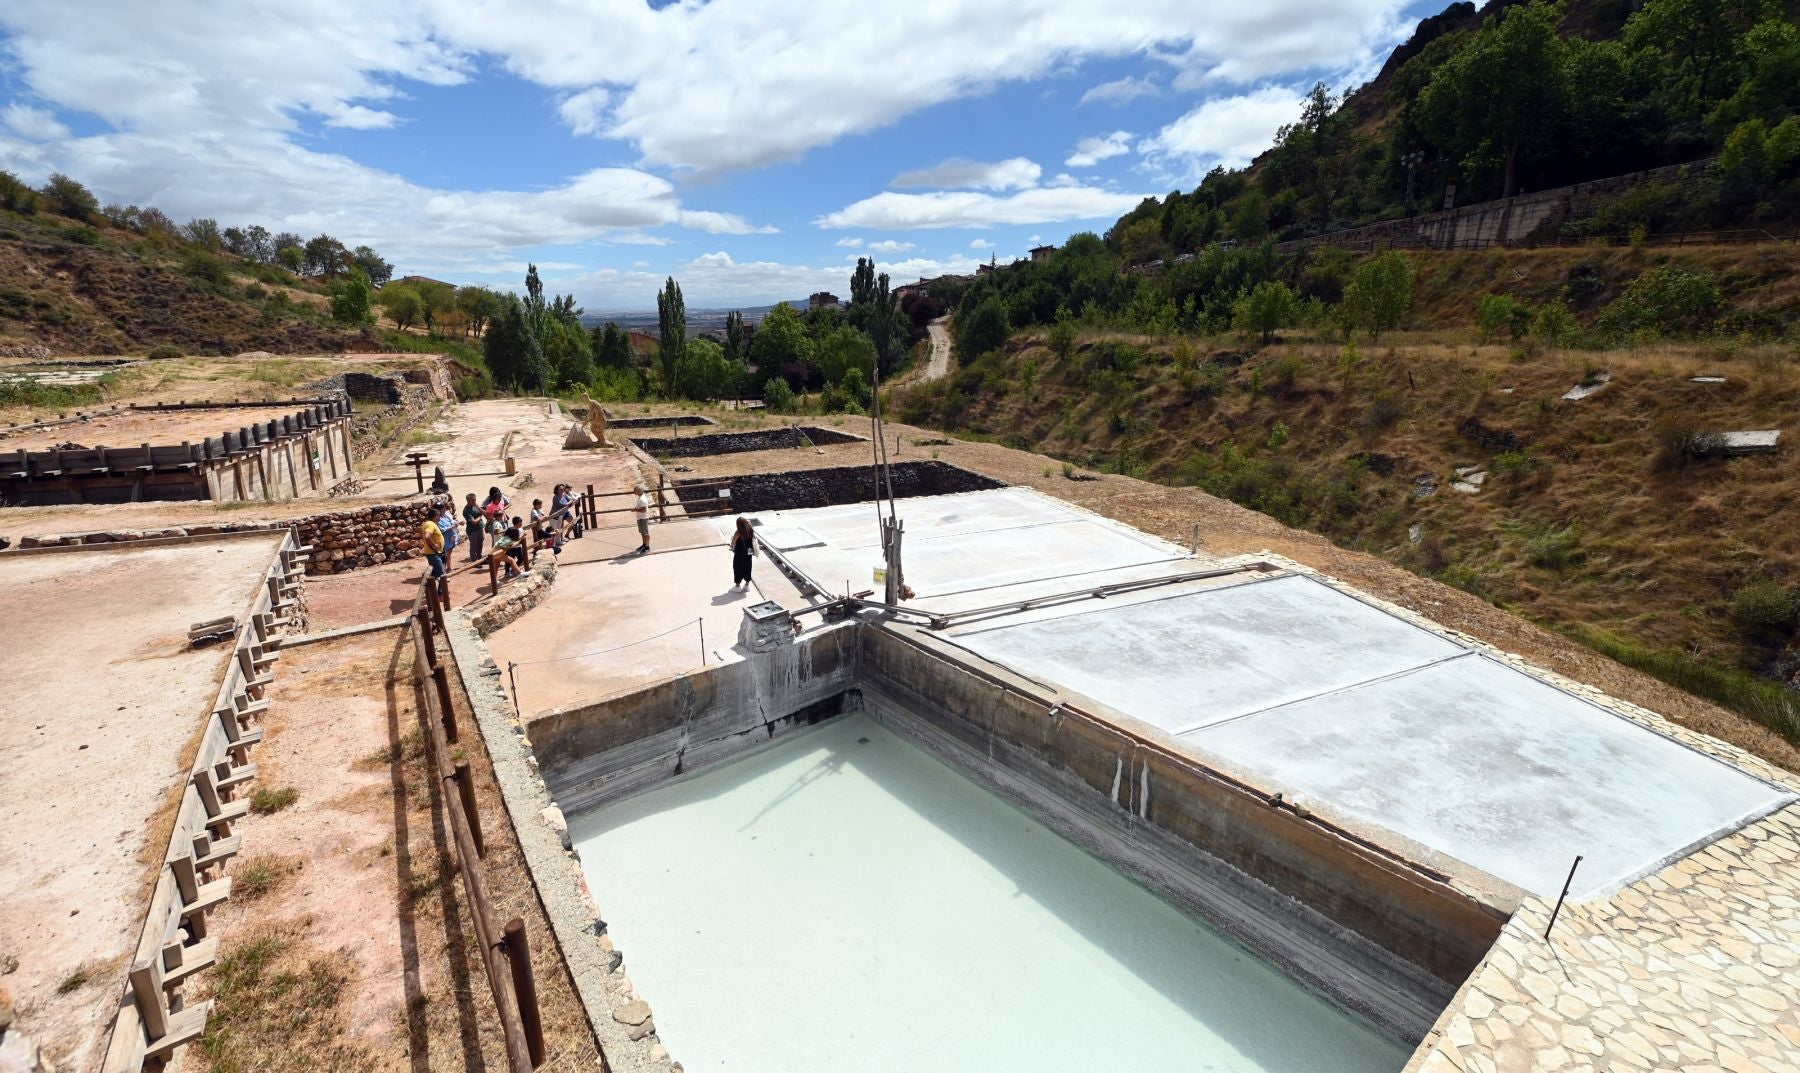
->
454 761 484 858
434 664 459 743
503 918 547 1066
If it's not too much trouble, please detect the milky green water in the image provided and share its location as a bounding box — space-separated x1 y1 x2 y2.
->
570 712 1409 1073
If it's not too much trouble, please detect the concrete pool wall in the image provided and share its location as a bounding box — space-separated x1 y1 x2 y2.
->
529 615 1504 1043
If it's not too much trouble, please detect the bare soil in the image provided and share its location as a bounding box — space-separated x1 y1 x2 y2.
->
193 629 602 1072
0 534 286 1072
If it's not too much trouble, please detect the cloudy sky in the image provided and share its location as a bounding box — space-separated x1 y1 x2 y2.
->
0 0 1435 310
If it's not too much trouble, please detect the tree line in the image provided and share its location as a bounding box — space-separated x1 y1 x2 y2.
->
1106 0 1800 264
477 257 939 412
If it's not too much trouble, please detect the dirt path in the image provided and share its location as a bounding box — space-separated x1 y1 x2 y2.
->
192 630 603 1072
921 316 952 382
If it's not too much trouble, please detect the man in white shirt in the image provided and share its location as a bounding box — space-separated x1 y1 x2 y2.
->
634 483 652 554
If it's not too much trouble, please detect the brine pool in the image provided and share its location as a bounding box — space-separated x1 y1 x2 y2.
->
569 713 1409 1072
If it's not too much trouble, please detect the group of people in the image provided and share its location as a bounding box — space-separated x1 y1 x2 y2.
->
419 478 759 590
420 483 589 582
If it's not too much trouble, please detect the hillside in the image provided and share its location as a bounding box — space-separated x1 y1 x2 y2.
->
903 242 1800 744
0 208 362 357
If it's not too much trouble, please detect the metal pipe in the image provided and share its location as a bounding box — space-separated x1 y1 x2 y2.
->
1543 855 1583 940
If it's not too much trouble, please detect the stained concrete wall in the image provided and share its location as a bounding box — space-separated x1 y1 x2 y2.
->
533 623 861 815
673 460 1004 513
630 426 865 458
856 623 1506 1040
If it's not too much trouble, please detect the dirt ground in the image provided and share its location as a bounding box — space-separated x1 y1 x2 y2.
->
0 403 321 453
613 405 1800 774
192 629 603 1072
0 534 286 1072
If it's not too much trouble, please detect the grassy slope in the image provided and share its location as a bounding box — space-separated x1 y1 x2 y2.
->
904 245 1800 739
0 209 360 356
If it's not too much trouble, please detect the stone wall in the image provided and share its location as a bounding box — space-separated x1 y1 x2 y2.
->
630 425 865 458
470 558 557 636
295 496 449 574
607 415 716 429
673 460 1004 513
1279 160 1714 253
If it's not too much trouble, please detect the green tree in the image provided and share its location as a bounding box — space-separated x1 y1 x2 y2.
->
377 283 425 330
415 280 457 336
1625 0 1774 115
1338 252 1414 339
955 296 1010 358
350 245 393 286
676 337 735 400
456 286 504 337
543 318 594 390
0 170 39 214
330 267 374 327
485 295 549 392
181 217 223 249
815 324 877 386
40 172 98 219
724 309 746 365
1235 281 1300 344
302 234 347 276
275 245 305 273
656 277 686 391
593 322 636 370
1416 2 1568 198
1476 293 1532 342
762 376 796 412
749 302 812 388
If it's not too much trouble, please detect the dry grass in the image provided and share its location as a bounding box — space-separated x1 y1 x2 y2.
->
198 923 377 1073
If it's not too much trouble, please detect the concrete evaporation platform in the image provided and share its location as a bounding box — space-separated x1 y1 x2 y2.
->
571 713 1408 1073
949 573 1793 899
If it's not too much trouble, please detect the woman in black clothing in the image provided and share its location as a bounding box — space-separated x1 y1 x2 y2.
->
729 516 756 590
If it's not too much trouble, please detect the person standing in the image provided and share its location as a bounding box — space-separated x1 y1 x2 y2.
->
419 505 447 578
729 516 756 589
633 482 652 555
462 492 486 562
436 501 460 560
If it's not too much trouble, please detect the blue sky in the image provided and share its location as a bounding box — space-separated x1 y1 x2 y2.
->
0 0 1438 310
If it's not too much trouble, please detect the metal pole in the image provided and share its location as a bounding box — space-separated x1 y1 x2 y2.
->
699 618 706 665
508 661 522 722
1543 855 1583 940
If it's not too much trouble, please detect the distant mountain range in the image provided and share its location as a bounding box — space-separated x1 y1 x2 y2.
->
578 302 792 335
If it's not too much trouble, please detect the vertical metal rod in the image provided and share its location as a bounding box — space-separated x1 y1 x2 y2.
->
699 618 706 665
503 917 547 1066
1543 854 1582 940
508 661 522 722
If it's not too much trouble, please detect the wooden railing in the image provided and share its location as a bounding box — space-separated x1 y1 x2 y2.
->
406 574 545 1071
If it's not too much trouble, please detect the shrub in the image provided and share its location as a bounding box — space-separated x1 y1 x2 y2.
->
181 248 231 287
955 296 1010 358
1047 318 1077 359
1475 293 1531 343
146 344 184 360
1265 353 1304 396
454 373 495 401
1360 389 1405 430
762 376 796 413
1337 251 1414 339
61 225 100 246
1234 280 1299 344
1731 579 1797 631
39 172 99 219
1531 299 1579 347
1522 522 1582 571
0 170 38 214
1597 265 1722 337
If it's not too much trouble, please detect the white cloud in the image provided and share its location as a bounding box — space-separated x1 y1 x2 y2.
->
3 103 70 141
558 87 610 137
1139 84 1303 177
1045 172 1082 188
893 157 1041 191
553 250 986 309
969 238 993 249
835 237 863 248
1065 131 1132 168
1080 76 1157 107
865 239 914 253
817 185 1146 230
678 209 778 235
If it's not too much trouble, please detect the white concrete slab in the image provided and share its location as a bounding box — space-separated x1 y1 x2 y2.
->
571 713 1408 1073
753 488 1184 601
1190 656 1792 898
952 575 1464 734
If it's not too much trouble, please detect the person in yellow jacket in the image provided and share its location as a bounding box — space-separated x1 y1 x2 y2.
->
420 504 447 577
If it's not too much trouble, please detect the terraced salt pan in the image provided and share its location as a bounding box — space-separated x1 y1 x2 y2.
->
950 574 1793 899
570 713 1408 1073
